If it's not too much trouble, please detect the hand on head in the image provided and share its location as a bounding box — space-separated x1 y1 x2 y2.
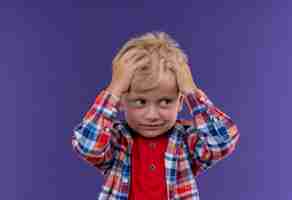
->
107 32 198 99
108 48 150 97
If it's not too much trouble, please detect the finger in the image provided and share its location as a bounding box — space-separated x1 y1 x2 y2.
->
129 51 149 64
168 51 185 69
113 49 148 70
117 47 139 62
159 58 165 69
122 48 148 63
131 56 150 70
165 60 177 73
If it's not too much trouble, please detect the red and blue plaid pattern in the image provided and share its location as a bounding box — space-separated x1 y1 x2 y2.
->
72 89 240 200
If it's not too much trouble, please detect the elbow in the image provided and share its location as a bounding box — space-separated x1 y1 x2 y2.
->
220 130 240 159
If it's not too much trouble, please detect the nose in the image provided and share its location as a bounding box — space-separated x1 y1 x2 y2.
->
144 105 160 121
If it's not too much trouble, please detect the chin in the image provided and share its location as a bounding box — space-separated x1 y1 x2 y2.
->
136 127 170 138
128 121 175 138
139 133 163 138
139 132 164 138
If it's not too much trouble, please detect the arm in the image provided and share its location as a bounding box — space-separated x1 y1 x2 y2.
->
71 89 121 173
183 88 240 176
72 48 149 173
166 56 239 176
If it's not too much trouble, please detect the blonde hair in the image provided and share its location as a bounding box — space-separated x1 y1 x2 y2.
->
113 31 188 92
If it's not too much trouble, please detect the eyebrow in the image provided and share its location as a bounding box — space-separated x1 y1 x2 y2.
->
129 95 177 100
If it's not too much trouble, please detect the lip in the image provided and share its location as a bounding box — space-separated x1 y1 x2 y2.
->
140 123 164 126
140 124 164 130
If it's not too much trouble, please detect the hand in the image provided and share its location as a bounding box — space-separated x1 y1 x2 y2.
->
107 49 150 97
166 53 198 95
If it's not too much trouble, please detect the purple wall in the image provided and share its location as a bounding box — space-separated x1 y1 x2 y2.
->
1 1 291 199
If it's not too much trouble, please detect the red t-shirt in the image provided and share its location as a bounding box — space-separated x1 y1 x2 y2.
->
129 130 170 200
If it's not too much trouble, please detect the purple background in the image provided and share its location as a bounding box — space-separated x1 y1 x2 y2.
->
1 0 291 199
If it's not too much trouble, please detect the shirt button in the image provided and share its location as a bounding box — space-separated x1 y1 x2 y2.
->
149 164 156 171
149 142 156 149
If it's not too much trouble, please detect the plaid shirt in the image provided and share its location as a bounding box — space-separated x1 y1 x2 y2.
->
72 88 240 200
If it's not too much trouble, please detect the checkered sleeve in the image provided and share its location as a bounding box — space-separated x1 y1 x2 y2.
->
184 88 240 176
72 89 121 173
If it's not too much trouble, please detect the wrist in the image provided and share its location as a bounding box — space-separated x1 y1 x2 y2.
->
181 85 198 95
105 85 123 100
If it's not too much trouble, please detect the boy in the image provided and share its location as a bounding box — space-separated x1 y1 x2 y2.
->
72 32 240 200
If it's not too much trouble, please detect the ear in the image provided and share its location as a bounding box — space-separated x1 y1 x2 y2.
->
118 103 124 112
178 94 184 112
118 95 126 112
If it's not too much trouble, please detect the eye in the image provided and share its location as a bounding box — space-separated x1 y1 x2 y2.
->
160 98 173 106
130 99 146 107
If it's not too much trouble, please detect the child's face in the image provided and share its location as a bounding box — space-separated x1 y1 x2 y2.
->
121 70 183 138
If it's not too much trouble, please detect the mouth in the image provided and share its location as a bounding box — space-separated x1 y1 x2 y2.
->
140 124 164 130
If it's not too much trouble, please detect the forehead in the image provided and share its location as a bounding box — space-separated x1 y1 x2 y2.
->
127 72 179 99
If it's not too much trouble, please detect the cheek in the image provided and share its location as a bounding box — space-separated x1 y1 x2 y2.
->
124 107 144 120
160 109 179 121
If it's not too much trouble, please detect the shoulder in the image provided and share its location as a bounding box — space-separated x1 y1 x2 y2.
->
176 119 193 130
